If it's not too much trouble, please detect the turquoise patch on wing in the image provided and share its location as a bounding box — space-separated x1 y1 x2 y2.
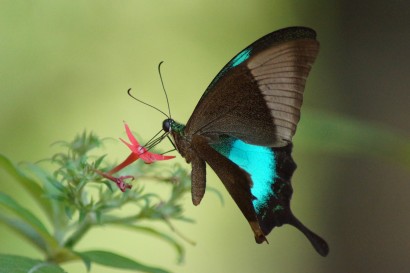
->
200 47 252 99
211 137 276 212
230 48 251 67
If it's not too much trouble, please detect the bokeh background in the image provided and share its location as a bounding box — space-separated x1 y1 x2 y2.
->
1 1 410 272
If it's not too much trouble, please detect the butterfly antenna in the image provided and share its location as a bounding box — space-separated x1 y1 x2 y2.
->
158 61 172 118
127 88 169 118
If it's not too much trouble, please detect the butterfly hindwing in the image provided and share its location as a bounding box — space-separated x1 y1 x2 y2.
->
191 134 266 242
197 135 329 255
209 135 292 232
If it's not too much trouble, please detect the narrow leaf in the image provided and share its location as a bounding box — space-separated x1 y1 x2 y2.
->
0 213 48 252
122 225 185 263
0 154 53 217
80 250 171 273
0 192 48 233
0 254 66 273
71 251 91 272
298 111 410 168
0 192 58 250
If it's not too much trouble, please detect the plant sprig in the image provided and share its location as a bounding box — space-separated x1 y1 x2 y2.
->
0 131 192 273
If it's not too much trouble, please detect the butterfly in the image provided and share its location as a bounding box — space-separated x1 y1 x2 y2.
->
159 27 328 256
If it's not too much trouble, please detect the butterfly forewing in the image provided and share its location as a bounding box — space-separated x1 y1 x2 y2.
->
248 39 319 143
185 27 319 147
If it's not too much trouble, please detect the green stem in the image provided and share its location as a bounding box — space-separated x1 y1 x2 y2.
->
63 215 93 248
47 247 79 264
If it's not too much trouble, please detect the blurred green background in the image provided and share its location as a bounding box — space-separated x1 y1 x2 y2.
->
1 1 410 272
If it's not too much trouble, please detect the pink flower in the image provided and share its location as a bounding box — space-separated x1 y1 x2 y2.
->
119 122 175 164
97 122 175 191
95 170 133 192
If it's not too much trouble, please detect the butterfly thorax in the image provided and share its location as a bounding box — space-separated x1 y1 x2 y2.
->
162 118 194 162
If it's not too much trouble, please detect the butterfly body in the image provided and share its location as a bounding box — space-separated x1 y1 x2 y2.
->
162 27 329 256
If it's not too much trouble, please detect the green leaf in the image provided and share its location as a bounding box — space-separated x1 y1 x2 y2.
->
24 163 69 232
0 192 48 233
298 111 410 168
0 154 53 218
0 254 66 273
71 251 91 272
80 250 171 273
93 154 107 169
0 192 58 251
122 225 185 263
0 213 48 252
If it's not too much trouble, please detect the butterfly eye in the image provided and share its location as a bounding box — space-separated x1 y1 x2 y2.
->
162 118 173 132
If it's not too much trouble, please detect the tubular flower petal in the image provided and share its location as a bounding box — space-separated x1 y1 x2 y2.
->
96 122 175 191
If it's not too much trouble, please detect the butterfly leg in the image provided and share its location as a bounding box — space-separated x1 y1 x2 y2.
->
166 135 177 150
190 153 206 205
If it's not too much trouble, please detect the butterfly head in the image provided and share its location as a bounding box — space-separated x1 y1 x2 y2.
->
162 118 186 135
162 118 174 133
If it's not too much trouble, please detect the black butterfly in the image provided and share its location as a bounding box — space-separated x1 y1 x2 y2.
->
160 27 328 256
